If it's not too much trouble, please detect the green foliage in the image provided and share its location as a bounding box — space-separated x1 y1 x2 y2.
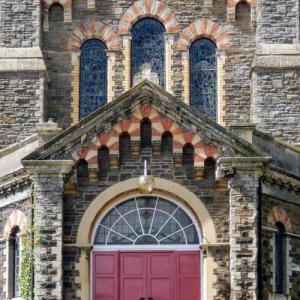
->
20 233 33 300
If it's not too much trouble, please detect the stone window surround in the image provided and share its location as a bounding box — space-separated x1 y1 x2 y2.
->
2 209 27 300
68 21 120 124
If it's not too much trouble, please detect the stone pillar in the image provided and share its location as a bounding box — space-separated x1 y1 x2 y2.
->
182 51 190 105
107 50 117 103
165 33 175 95
122 35 131 92
217 157 268 300
23 160 73 300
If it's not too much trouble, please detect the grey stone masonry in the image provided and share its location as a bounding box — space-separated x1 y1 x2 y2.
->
251 70 300 146
217 157 268 300
0 0 40 47
257 0 298 44
22 160 73 300
0 73 45 149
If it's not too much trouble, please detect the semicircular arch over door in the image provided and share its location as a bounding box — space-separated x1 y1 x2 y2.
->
92 196 202 300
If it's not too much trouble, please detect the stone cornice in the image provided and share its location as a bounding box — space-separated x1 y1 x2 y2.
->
0 47 47 73
22 160 74 175
216 156 271 179
263 168 300 192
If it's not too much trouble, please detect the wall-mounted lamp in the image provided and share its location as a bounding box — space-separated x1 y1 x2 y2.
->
138 160 154 194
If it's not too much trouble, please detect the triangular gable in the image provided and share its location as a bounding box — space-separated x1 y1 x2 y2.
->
23 80 264 163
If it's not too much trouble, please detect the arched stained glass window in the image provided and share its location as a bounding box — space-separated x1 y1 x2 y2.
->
131 18 165 87
190 38 217 120
94 197 199 245
79 39 107 119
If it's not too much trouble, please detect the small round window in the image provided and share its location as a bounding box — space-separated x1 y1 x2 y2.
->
94 196 200 246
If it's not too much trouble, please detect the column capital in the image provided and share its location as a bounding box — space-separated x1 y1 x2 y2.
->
22 160 73 177
216 156 270 179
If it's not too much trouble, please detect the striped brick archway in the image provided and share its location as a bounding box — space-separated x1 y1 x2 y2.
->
267 206 293 233
118 0 180 34
177 18 230 50
67 21 120 51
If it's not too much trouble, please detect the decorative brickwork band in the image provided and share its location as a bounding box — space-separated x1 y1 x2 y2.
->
72 104 219 168
267 206 293 233
177 18 230 50
118 0 180 34
68 21 120 51
3 209 27 240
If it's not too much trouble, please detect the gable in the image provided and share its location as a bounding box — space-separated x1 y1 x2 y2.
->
23 80 264 163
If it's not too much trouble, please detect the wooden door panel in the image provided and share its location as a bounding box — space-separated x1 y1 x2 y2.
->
120 253 146 300
93 252 119 300
147 252 174 300
176 252 201 300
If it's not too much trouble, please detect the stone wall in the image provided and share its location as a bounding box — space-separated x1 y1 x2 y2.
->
261 193 300 299
257 0 298 44
42 0 255 129
63 150 230 299
0 198 32 298
0 73 45 149
252 70 300 146
0 0 40 47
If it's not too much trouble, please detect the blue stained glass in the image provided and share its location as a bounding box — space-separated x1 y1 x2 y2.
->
131 18 165 87
190 38 217 120
80 39 107 119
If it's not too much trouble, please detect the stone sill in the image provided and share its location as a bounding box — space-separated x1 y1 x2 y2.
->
268 293 291 300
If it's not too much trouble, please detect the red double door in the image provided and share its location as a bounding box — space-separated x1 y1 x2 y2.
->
93 251 200 300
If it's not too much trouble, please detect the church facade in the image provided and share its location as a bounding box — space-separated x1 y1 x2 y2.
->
0 0 300 300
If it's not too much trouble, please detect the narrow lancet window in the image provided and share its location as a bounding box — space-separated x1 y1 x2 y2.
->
190 38 217 120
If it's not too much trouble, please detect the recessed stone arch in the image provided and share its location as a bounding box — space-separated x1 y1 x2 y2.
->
267 206 293 233
67 20 120 51
177 18 230 50
118 0 180 34
3 209 27 240
77 177 217 245
42 0 72 30
227 0 256 9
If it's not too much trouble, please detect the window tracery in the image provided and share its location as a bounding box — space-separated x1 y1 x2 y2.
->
190 38 217 120
79 39 107 119
94 197 199 246
131 18 166 87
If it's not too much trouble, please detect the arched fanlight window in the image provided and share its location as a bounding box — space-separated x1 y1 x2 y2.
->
119 132 131 163
98 146 110 179
94 196 200 245
182 143 194 167
140 118 152 149
275 222 286 294
131 18 166 87
161 131 173 154
79 39 107 119
10 227 21 298
236 1 251 29
190 38 217 120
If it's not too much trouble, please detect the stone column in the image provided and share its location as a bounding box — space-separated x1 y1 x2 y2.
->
217 157 268 300
23 160 73 300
